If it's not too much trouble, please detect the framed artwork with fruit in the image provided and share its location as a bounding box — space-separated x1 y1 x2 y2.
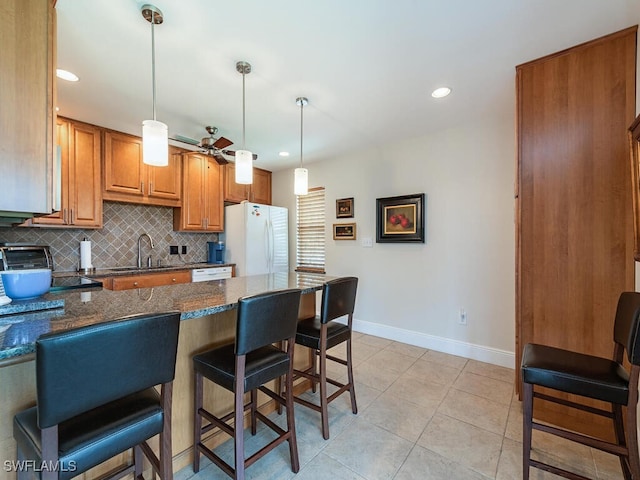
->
376 193 425 243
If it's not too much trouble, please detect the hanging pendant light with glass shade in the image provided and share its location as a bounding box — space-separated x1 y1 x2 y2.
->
141 4 168 167
294 97 309 196
235 61 253 184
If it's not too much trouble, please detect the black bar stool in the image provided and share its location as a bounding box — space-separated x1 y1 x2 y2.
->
521 291 640 480
192 288 302 480
292 276 358 439
13 311 181 480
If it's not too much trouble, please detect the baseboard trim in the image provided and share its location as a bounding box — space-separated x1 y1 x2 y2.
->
347 317 515 369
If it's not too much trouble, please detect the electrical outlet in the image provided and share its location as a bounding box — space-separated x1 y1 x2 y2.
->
169 246 178 255
459 308 467 325
181 246 187 254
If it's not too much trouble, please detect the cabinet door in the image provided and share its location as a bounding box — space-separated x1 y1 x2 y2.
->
251 167 272 205
69 121 102 227
175 153 207 230
103 131 144 198
148 145 182 204
205 157 223 231
223 164 249 203
32 117 69 225
0 0 54 214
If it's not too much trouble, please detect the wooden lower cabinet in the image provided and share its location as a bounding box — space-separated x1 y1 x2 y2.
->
29 117 102 228
97 270 191 291
174 153 223 232
224 164 272 205
103 130 183 207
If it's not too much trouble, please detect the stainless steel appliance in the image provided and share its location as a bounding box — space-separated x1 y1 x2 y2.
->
0 243 54 270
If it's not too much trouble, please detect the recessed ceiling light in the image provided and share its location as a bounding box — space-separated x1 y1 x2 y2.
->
279 151 290 157
431 87 451 98
56 69 79 82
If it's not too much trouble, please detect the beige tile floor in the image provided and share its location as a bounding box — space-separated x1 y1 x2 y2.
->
176 333 626 480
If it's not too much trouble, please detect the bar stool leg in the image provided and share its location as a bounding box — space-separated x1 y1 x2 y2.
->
626 392 640 479
234 358 246 480
193 372 203 473
285 339 300 472
250 389 258 435
522 382 533 480
346 336 357 414
612 404 632 480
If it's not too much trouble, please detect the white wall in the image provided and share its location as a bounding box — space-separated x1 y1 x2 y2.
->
273 114 516 367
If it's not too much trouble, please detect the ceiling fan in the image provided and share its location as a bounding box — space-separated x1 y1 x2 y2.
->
170 126 258 165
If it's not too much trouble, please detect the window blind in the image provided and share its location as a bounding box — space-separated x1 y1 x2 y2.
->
296 187 326 273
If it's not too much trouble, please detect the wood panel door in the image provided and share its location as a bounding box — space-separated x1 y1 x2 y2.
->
148 145 182 202
103 130 144 198
516 27 636 438
177 153 207 230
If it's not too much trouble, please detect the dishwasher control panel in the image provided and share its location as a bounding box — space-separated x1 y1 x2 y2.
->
191 266 233 282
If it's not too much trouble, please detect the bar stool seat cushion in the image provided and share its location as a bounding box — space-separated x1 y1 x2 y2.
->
522 343 630 405
194 343 289 393
13 388 163 480
295 316 350 350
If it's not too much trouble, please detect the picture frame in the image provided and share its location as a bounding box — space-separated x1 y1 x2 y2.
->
629 114 640 261
336 197 354 218
333 223 356 240
376 193 425 243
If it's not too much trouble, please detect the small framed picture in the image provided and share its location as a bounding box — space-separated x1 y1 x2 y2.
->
333 223 356 240
376 193 425 243
336 197 354 218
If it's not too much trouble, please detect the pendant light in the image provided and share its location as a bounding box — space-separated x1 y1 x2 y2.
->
235 61 253 184
294 97 309 196
141 4 168 167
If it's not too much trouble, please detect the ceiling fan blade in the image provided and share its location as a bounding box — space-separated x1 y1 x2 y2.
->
212 153 229 165
221 149 259 161
213 136 233 149
170 135 200 146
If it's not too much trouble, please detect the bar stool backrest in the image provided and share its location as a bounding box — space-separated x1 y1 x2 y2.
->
320 277 358 324
36 311 181 428
235 288 302 355
613 292 640 365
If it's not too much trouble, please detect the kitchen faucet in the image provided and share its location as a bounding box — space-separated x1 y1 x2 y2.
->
137 233 154 268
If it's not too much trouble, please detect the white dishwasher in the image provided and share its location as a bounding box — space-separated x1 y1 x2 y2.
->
191 266 233 282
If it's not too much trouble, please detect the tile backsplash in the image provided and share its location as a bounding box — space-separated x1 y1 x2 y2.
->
0 202 218 272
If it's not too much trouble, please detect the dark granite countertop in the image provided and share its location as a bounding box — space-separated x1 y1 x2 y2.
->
0 272 329 366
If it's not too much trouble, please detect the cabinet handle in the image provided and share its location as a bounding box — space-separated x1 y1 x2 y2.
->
172 278 176 282
141 181 144 194
149 182 153 194
70 209 74 224
63 209 68 224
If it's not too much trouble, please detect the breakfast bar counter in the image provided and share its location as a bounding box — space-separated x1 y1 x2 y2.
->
0 272 330 478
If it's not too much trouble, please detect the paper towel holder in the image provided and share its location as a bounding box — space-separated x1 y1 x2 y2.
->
78 237 96 275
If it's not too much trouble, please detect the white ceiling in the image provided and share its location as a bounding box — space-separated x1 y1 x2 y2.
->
56 0 638 172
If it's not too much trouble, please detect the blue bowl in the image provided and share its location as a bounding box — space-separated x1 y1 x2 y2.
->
1 269 52 300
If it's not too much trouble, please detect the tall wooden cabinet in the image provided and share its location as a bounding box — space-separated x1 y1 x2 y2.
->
173 153 223 232
516 27 636 438
224 164 272 205
102 130 182 207
0 0 56 217
30 117 102 227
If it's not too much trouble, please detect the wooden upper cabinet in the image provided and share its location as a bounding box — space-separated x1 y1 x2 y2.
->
174 153 223 232
223 164 272 205
0 0 56 215
29 117 102 228
103 130 182 207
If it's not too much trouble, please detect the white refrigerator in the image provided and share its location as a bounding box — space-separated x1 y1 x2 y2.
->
224 203 289 276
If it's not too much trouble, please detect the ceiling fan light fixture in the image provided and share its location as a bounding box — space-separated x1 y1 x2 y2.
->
294 97 309 196
141 4 168 167
235 61 253 185
56 69 79 82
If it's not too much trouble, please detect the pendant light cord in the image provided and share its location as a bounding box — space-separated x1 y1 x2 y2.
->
242 71 246 149
151 10 157 121
299 101 304 168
